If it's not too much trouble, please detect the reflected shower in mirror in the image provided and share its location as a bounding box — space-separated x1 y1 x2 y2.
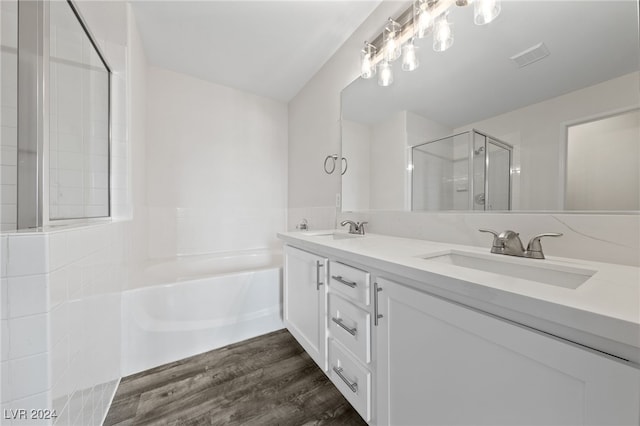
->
340 0 640 212
411 130 512 211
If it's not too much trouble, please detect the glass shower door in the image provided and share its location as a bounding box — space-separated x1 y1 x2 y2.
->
486 138 511 210
412 133 470 211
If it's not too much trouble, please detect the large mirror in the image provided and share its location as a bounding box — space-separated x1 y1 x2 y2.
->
341 0 639 212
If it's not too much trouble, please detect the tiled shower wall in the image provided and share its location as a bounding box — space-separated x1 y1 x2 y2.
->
0 1 139 424
1 222 127 426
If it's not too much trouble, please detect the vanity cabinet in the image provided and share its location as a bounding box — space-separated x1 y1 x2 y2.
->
375 277 640 426
326 261 374 422
283 246 328 371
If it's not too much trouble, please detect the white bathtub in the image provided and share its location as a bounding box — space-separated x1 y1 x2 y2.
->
122 249 284 375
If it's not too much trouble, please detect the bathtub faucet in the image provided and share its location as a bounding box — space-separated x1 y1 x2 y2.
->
340 220 368 235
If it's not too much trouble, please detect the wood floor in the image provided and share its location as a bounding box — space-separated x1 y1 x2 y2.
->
104 329 366 426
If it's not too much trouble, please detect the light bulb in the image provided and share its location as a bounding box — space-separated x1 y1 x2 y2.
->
402 40 419 71
414 0 434 39
360 42 377 79
474 0 501 25
378 61 393 87
383 18 401 62
433 13 453 52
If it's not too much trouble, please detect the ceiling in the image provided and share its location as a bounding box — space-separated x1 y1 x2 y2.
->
342 1 640 127
130 0 382 102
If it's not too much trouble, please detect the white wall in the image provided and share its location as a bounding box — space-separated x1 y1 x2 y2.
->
566 108 639 211
456 72 640 211
145 67 288 259
342 120 371 211
370 111 406 210
289 0 640 267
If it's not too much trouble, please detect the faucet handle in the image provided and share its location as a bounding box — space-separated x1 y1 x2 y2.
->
479 229 503 253
526 233 563 259
479 229 499 238
356 221 368 235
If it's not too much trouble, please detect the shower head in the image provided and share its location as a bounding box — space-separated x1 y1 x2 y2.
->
474 146 485 156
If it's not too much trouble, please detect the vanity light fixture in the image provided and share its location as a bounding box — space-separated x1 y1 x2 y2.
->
402 38 419 71
474 0 501 25
378 60 393 86
383 18 402 62
358 0 502 87
414 0 436 38
361 42 377 79
433 12 454 52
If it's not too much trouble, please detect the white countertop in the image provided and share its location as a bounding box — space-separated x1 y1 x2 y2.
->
278 230 640 365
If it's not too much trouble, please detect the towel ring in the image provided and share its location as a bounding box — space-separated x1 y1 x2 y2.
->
324 155 348 175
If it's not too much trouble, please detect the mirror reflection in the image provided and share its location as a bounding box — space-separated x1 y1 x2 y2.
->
341 1 639 212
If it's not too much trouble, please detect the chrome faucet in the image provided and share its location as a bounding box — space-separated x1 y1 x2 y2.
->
479 229 562 259
341 220 368 235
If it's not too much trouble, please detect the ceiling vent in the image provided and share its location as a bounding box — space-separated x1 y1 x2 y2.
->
510 42 550 68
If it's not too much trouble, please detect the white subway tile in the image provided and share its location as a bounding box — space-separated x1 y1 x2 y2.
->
50 303 68 349
7 275 48 318
48 269 67 310
47 233 68 273
1 184 17 205
9 314 48 359
0 146 17 166
1 279 7 320
1 320 9 361
1 361 10 402
9 353 49 401
52 402 69 426
66 267 82 300
1 204 17 224
0 224 17 232
51 337 69 398
1 235 7 277
6 235 49 277
57 170 83 189
8 390 53 426
1 165 17 185
0 107 17 127
67 391 82 426
57 187 83 206
1 126 17 148
56 132 81 154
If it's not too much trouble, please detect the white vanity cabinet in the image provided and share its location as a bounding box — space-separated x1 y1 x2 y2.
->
283 245 328 371
375 277 640 426
327 260 374 422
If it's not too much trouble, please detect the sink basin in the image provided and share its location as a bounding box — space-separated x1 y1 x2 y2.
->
422 250 596 289
302 231 361 240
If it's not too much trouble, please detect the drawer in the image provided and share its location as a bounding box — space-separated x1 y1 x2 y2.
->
329 293 371 364
329 339 372 422
329 261 370 306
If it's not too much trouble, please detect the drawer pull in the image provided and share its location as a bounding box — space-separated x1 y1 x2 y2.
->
332 275 357 288
374 282 383 326
316 261 324 290
333 366 358 393
331 317 357 336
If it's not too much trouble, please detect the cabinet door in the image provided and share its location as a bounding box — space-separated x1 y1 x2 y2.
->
284 245 328 371
375 277 640 426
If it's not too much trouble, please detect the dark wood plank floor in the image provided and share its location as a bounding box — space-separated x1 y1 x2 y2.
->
104 329 366 426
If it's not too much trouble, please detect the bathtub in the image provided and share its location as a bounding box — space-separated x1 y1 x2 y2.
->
122 249 284 375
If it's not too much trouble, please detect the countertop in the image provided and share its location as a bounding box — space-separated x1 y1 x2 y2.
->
278 230 640 365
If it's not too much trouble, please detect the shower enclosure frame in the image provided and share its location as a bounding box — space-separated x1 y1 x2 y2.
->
410 128 513 211
16 0 112 230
